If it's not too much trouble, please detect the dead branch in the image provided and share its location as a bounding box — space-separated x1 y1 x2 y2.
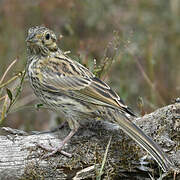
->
0 103 179 179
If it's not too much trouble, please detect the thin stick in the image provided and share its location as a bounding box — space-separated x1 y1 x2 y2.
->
0 95 6 102
96 136 112 180
0 58 18 84
0 70 25 89
134 56 155 90
134 56 165 105
0 95 9 124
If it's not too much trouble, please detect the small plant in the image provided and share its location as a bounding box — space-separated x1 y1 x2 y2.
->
0 58 26 124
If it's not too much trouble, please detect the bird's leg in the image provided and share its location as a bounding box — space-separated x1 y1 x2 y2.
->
30 122 67 135
49 121 67 133
37 128 78 158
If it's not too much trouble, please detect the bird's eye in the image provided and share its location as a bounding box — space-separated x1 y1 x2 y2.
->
45 33 50 40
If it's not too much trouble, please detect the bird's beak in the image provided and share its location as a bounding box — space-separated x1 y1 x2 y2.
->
26 37 31 43
26 34 37 43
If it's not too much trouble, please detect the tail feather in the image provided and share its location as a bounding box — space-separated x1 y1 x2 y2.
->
116 114 174 172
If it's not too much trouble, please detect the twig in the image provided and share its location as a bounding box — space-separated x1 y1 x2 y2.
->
0 71 25 89
134 56 165 105
0 58 18 84
0 95 6 102
96 136 112 180
0 95 9 124
6 70 26 114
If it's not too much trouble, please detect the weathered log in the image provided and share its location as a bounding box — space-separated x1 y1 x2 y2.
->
0 103 179 179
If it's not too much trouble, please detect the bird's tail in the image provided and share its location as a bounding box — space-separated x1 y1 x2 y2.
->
115 113 174 172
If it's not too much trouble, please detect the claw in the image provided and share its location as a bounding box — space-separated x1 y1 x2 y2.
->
37 143 72 158
36 128 77 158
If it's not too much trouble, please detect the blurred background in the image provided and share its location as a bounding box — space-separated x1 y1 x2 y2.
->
0 0 179 132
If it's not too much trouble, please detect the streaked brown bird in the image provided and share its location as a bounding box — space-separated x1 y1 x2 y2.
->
26 26 174 172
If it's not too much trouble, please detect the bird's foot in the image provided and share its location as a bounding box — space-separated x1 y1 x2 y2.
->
37 142 72 158
37 128 77 158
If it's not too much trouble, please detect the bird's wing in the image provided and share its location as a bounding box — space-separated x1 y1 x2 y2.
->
37 54 135 116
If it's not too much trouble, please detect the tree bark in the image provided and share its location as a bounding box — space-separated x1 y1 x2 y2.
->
0 103 179 180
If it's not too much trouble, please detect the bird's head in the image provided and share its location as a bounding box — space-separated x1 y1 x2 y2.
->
26 26 58 56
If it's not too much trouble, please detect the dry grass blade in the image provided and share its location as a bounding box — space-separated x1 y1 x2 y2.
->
0 69 26 124
0 95 9 124
0 58 18 84
0 71 25 90
5 70 26 114
0 95 6 102
96 136 112 180
134 56 165 105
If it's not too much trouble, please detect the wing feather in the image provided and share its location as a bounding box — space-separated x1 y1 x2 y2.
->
38 55 135 116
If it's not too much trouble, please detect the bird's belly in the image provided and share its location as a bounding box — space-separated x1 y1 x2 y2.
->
33 86 97 117
44 93 94 113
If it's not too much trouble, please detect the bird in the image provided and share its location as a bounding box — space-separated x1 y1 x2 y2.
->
26 26 174 172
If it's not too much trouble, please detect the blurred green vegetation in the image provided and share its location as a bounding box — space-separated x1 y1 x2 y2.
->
0 0 179 131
